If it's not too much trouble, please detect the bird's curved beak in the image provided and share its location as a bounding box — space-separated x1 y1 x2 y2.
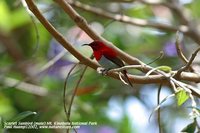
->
82 44 89 46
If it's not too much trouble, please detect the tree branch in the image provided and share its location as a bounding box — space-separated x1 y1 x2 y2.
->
176 47 200 77
68 0 200 46
54 0 147 68
167 0 189 25
24 0 200 85
175 31 194 72
108 65 200 83
68 0 184 33
175 32 188 64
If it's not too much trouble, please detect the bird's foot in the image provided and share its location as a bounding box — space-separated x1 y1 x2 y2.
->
97 67 110 75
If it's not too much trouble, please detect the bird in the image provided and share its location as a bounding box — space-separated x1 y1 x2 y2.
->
82 40 133 87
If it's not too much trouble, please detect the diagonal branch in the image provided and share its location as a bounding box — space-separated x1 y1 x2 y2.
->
25 0 98 69
54 0 146 67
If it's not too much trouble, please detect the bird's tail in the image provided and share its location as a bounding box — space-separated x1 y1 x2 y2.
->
122 70 133 87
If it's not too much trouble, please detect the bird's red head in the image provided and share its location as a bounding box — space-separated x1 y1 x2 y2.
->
82 40 106 51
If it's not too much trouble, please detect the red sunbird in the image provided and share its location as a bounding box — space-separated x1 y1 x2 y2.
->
82 40 133 87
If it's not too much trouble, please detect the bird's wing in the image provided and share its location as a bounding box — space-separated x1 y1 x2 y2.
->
104 56 125 67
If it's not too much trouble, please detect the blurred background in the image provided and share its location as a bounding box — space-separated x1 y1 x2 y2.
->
0 0 200 133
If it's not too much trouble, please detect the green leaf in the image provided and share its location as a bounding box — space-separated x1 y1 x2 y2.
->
10 111 37 122
157 66 172 73
181 121 196 133
176 88 189 106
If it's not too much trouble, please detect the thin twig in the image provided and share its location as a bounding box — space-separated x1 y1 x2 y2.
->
63 64 78 118
175 31 188 64
64 27 84 133
149 93 175 122
61 29 83 133
21 0 40 57
145 66 200 97
157 84 162 133
67 66 88 133
163 70 200 97
183 47 200 70
118 72 128 85
63 64 78 133
175 31 194 72
108 64 200 83
176 47 200 77
65 55 94 132
146 51 164 65
28 15 40 57
109 65 152 73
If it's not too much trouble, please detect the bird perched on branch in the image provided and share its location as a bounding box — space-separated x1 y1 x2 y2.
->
82 40 133 87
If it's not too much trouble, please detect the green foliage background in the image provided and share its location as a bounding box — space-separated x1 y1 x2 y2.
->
0 0 200 133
